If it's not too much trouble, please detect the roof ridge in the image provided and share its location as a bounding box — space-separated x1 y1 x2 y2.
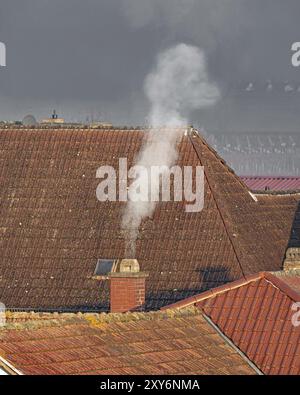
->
162 270 300 310
0 126 190 132
3 307 201 330
264 272 300 302
162 272 265 310
191 129 250 191
255 191 300 196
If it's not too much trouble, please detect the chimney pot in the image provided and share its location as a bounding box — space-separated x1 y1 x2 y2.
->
283 248 300 270
119 258 140 273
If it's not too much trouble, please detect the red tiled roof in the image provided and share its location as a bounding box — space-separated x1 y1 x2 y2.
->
0 127 298 310
0 309 256 375
163 271 300 375
241 176 300 192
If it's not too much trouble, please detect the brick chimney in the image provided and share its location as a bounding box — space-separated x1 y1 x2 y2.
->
108 259 148 313
283 248 300 270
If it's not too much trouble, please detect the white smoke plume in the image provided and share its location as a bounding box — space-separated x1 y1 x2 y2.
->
122 43 220 257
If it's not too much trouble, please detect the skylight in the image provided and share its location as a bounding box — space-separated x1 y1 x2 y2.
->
94 259 117 276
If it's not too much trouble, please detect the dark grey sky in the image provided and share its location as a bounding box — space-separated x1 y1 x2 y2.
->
0 0 300 132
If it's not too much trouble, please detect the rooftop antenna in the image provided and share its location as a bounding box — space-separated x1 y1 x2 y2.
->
52 110 58 120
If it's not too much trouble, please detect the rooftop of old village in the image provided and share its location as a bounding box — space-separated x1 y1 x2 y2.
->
0 125 299 375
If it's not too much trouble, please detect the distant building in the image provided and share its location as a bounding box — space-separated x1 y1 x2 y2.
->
241 176 300 192
41 118 65 125
207 132 300 176
90 121 113 128
41 110 65 125
22 114 37 127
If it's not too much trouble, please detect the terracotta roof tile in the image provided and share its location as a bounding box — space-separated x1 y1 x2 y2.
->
0 309 256 375
164 271 300 375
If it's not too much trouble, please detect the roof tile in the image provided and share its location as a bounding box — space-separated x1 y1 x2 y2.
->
0 128 298 310
167 271 300 374
0 309 256 375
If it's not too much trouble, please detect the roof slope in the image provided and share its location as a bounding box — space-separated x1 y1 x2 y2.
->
0 127 298 310
257 195 300 249
0 309 256 375
164 272 300 375
190 135 299 274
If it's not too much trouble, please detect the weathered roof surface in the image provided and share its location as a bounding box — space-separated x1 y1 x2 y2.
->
164 272 300 375
241 176 300 192
272 269 300 294
257 195 300 249
0 127 298 311
0 308 256 375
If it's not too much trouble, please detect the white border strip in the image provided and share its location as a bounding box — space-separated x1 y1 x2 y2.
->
0 356 24 375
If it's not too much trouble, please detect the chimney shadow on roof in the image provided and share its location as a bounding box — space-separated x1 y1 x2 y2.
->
144 290 203 311
288 201 300 248
196 266 234 291
143 266 234 310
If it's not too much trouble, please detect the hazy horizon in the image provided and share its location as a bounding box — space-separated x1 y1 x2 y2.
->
0 1 300 133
